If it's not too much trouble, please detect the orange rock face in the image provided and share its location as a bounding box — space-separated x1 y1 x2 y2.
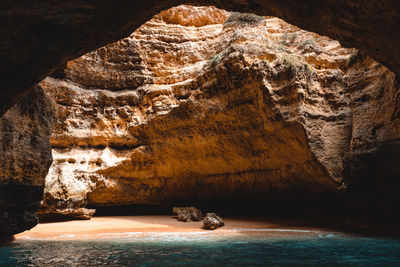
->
38 6 400 217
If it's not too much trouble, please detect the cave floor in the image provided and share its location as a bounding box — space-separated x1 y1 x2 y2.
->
14 215 342 240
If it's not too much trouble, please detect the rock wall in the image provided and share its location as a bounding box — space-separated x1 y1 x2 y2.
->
38 6 400 218
0 2 397 235
344 56 400 202
1 0 399 117
0 87 55 236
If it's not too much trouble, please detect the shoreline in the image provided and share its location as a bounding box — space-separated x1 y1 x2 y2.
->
14 215 337 241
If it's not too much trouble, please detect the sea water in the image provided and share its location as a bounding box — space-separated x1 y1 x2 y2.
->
1 230 400 266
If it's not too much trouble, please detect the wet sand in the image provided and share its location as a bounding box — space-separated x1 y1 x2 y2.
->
15 216 331 240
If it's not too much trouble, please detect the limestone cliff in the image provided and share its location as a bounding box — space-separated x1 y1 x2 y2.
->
1 0 400 118
38 6 400 218
0 87 55 236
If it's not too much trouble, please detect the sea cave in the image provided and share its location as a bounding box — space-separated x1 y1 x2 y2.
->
0 2 400 265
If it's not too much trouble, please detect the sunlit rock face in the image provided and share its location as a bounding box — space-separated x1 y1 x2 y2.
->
1 1 400 118
38 6 400 218
0 87 55 236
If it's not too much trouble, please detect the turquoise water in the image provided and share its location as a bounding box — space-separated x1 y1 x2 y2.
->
1 231 400 266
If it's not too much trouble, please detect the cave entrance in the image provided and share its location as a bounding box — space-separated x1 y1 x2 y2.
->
17 5 398 236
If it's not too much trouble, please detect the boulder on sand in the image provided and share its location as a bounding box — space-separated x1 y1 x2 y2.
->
177 213 191 222
203 213 224 230
172 206 203 222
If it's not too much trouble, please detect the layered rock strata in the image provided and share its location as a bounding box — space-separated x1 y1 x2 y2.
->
37 6 400 218
1 1 399 117
0 2 398 237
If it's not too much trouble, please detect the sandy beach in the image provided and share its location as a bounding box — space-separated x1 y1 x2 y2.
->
14 216 329 240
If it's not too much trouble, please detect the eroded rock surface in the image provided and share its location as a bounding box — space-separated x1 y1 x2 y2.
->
203 213 224 230
0 87 55 237
1 1 399 118
36 207 95 221
37 6 400 218
344 56 400 200
173 207 203 222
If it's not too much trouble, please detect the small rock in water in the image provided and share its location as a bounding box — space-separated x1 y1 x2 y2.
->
203 213 224 230
172 206 203 222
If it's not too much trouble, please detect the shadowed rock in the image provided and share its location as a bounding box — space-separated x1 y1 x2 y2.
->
173 207 203 222
37 208 96 221
0 87 55 237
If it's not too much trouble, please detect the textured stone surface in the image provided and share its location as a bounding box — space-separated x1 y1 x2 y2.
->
343 56 400 200
0 2 399 234
203 212 224 230
0 185 44 238
0 87 55 237
38 6 400 217
173 207 203 222
36 207 95 221
0 0 399 117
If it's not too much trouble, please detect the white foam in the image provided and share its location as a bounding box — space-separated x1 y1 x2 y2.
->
231 228 317 233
